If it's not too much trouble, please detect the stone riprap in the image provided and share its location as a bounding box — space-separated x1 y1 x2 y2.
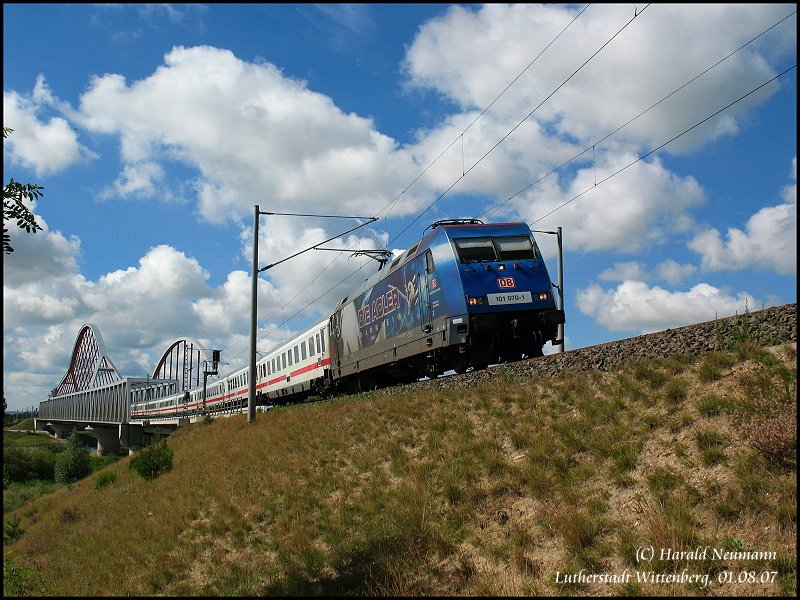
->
385 303 797 394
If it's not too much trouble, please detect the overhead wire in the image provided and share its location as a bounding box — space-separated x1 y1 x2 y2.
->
529 64 797 226
478 8 798 221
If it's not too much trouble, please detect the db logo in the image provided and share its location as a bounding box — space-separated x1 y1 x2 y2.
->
497 276 516 289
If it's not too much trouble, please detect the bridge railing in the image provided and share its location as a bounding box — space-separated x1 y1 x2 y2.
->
39 377 179 423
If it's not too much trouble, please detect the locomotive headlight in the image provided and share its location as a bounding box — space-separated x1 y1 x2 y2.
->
537 292 550 301
497 264 506 270
468 296 487 305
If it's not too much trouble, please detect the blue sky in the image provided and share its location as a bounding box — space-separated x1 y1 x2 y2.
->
3 4 796 412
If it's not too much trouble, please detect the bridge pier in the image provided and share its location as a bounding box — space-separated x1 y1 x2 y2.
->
48 422 72 439
47 422 84 439
119 423 144 455
83 425 121 456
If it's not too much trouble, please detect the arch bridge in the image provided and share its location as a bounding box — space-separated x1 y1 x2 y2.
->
35 324 221 454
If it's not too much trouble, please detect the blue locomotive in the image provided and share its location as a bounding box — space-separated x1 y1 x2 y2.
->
131 219 564 418
329 219 564 391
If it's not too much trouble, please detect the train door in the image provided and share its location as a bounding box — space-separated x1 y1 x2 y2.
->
422 250 434 333
329 313 341 379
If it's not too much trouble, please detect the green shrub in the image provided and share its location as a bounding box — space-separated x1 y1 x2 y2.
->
694 428 728 466
4 447 58 484
129 436 173 481
3 447 32 484
714 302 781 352
632 361 668 389
697 393 726 417
54 432 91 485
663 377 689 405
94 471 117 489
4 515 23 544
3 480 58 514
26 448 57 481
697 352 736 383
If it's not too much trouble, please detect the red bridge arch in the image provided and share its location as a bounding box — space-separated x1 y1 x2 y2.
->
53 324 121 395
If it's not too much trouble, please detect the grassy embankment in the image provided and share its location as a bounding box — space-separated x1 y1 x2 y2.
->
3 340 796 596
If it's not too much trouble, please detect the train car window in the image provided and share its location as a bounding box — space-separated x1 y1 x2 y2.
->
316 333 321 354
294 346 300 363
308 336 315 357
320 329 325 352
288 349 293 367
494 235 536 260
453 237 497 263
426 249 435 273
282 353 287 370
301 342 307 361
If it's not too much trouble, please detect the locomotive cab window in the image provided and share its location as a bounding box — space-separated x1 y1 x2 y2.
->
453 237 497 263
495 235 536 260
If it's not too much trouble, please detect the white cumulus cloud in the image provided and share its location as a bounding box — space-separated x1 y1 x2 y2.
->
3 77 95 176
689 158 797 275
577 280 759 333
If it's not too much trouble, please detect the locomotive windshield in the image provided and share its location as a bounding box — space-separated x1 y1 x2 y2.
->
495 235 536 260
453 235 536 263
453 237 496 262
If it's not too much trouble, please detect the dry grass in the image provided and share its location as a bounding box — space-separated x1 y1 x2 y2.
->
3 344 796 596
